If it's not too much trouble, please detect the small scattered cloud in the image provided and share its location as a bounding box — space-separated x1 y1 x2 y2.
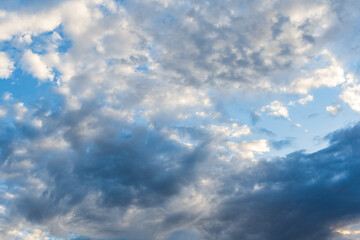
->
209 123 251 138
298 94 314 105
326 104 341 116
260 100 290 120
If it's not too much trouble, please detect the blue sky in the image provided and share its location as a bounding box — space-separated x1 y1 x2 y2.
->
1 0 360 239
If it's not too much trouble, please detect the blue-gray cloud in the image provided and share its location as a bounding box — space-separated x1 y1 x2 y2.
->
1 0 360 239
197 122 360 240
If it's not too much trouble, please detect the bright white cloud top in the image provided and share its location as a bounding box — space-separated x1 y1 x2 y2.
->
1 0 360 240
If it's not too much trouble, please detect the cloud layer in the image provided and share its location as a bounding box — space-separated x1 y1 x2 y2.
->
1 0 360 239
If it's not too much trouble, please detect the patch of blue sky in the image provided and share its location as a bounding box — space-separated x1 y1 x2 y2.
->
146 43 162 61
54 25 72 53
211 84 358 158
29 31 56 55
151 12 176 29
30 25 72 54
0 0 23 10
257 86 359 158
0 39 18 55
113 0 128 6
97 4 115 16
135 64 149 72
161 13 176 26
288 88 344 144
0 68 61 107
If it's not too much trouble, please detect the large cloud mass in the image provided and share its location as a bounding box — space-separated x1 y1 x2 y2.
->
1 0 360 239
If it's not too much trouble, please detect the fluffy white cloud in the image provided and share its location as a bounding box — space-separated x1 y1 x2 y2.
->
209 123 251 138
227 139 270 159
326 104 341 115
341 85 360 112
261 100 290 120
298 95 314 105
0 9 61 41
0 52 14 79
21 50 54 81
285 54 346 94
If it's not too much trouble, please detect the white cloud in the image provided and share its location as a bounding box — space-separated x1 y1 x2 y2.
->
0 9 61 41
13 102 28 121
0 106 6 118
285 55 346 94
261 100 290 120
23 229 49 240
0 52 14 79
2 1 360 239
340 85 360 112
21 50 54 81
326 104 341 116
227 139 270 159
209 123 251 138
298 95 313 105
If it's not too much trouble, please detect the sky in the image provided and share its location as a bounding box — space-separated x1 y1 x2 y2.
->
1 0 360 239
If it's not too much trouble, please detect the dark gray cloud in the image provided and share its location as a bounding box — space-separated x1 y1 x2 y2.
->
6 97 360 240
196 122 360 240
5 104 211 221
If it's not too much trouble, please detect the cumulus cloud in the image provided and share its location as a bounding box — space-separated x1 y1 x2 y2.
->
326 104 341 116
298 94 314 105
340 85 360 112
209 123 251 138
260 100 290 120
0 52 14 78
285 55 347 94
227 139 270 159
21 50 54 81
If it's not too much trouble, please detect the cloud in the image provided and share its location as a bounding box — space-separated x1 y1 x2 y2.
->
0 52 14 79
0 98 214 239
340 85 360 112
21 50 54 81
2 0 360 239
260 100 290 120
326 104 341 116
0 7 61 41
298 94 314 105
227 139 270 159
286 63 346 94
197 122 360 240
209 123 251 138
0 106 6 118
